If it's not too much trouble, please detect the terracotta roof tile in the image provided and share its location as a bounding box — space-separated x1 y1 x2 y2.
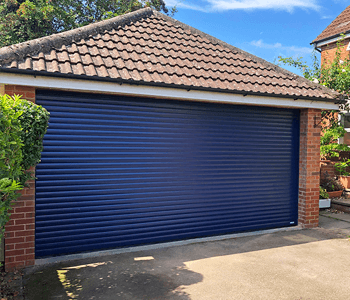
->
57 51 69 63
24 57 32 70
99 46 111 58
313 6 350 43
119 68 132 80
85 38 95 47
110 48 121 59
77 44 89 55
85 64 97 76
139 70 151 82
95 65 109 77
114 57 126 69
108 66 121 79
68 44 79 53
94 55 106 67
69 52 82 64
50 60 60 73
72 63 85 75
102 33 112 42
81 53 94 65
10 60 17 68
104 40 115 50
130 69 143 81
60 62 73 74
0 8 339 102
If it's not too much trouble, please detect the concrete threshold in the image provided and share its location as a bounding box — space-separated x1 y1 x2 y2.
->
35 225 302 267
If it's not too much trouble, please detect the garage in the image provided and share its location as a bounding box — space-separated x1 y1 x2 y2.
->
35 90 299 257
0 7 340 268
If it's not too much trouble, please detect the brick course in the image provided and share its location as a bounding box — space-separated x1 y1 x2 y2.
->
0 84 36 271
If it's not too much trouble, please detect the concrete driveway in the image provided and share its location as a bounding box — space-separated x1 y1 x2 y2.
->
24 213 350 300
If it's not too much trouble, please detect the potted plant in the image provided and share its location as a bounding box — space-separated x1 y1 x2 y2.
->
335 159 350 189
319 186 331 208
320 172 344 198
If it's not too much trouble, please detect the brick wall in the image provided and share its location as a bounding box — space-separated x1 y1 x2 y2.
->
299 108 322 228
0 84 36 271
321 39 350 65
343 132 350 145
320 160 336 178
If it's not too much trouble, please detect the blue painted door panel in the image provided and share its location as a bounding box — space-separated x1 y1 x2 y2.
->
35 90 299 258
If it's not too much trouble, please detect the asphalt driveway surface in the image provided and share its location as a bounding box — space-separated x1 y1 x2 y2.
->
24 213 350 300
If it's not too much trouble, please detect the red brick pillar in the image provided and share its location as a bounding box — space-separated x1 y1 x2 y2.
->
299 108 321 228
1 84 36 270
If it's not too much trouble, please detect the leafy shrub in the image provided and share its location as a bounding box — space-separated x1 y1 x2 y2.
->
278 36 350 160
334 159 350 176
320 126 350 159
0 94 49 237
319 186 329 199
13 96 50 185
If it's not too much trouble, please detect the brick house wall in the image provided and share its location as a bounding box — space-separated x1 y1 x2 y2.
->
320 39 350 144
320 38 350 65
0 84 36 271
0 84 323 269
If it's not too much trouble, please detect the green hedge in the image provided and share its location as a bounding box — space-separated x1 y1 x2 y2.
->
0 94 49 237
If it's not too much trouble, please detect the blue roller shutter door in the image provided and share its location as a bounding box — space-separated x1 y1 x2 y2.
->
35 90 299 258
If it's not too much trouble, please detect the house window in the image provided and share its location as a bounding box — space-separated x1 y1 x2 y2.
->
339 113 350 145
342 113 350 130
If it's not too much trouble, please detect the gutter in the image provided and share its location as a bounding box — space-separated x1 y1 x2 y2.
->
311 30 350 48
0 68 344 105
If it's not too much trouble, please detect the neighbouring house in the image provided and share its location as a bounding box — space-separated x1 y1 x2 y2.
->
0 8 341 271
311 6 350 146
312 5 350 64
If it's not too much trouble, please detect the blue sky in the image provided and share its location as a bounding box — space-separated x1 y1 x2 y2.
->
165 0 349 76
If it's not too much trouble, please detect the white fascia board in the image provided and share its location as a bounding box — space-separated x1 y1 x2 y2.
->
0 72 339 110
314 32 350 48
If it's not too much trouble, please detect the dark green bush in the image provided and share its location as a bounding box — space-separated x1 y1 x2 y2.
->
0 94 49 237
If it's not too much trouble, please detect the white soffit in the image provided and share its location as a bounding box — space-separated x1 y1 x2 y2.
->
0 72 339 110
315 32 350 48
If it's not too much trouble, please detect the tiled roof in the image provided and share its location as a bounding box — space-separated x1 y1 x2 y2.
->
0 8 339 102
313 5 350 43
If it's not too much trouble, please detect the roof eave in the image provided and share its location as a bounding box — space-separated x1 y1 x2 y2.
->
0 68 342 105
311 29 350 46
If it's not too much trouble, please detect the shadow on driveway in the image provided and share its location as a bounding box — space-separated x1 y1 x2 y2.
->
24 215 350 300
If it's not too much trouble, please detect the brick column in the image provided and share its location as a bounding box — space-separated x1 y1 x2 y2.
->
299 108 321 228
1 84 36 271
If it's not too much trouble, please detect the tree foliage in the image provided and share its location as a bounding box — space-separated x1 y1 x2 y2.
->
278 37 350 159
0 94 49 237
0 0 176 47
